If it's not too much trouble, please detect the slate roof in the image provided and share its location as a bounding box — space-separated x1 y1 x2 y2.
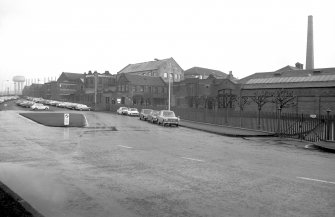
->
118 58 172 73
184 67 228 78
238 67 335 84
123 74 166 86
243 74 335 89
62 72 84 80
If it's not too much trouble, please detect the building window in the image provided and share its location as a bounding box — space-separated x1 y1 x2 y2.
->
175 74 178 80
163 72 168 78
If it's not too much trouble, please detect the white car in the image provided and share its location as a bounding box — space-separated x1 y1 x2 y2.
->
117 107 128 115
127 108 139 116
31 103 49 110
74 104 91 111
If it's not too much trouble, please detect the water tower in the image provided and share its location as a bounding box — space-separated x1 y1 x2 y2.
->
12 76 25 95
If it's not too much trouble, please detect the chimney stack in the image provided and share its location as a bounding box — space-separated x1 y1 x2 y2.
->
306 15 314 70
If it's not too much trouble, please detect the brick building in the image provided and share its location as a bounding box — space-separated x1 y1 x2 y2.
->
115 73 167 106
173 75 240 109
184 67 231 80
239 65 335 115
118 58 184 83
57 72 84 102
82 71 117 108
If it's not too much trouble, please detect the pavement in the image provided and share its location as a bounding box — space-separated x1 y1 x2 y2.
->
180 119 275 137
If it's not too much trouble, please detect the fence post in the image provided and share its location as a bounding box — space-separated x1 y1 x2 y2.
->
277 107 282 134
299 113 304 141
326 108 331 140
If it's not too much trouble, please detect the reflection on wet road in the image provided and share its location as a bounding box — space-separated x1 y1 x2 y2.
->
1 108 335 217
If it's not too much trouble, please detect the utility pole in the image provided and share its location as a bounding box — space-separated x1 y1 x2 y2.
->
168 62 173 111
94 71 98 108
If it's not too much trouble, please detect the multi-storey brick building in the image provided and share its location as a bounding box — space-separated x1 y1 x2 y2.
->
115 73 167 106
118 58 184 83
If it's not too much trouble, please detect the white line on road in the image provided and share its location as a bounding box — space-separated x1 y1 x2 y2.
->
181 157 204 162
297 177 335 185
117 145 133 149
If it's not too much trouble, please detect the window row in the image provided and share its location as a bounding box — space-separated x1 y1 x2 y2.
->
163 73 181 80
118 85 167 94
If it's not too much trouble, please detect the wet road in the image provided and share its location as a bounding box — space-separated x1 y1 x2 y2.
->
0 102 335 217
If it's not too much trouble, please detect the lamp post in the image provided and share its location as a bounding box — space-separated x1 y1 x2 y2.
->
168 62 173 111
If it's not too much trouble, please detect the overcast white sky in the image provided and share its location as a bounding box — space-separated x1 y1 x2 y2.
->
1 0 335 89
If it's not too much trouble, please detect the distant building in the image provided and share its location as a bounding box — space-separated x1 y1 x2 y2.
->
184 67 232 80
118 58 184 83
239 65 335 114
115 73 167 106
43 81 58 99
57 72 84 102
83 71 117 107
22 83 44 98
173 75 240 109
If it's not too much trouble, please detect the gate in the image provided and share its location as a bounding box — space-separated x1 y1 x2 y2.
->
278 113 335 142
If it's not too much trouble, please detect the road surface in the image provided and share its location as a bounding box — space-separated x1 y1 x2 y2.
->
0 101 334 217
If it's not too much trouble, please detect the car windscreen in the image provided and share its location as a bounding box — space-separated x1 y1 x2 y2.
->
163 111 175 117
152 111 159 115
143 109 152 114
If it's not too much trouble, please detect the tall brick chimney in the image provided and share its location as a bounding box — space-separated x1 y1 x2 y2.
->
306 15 314 70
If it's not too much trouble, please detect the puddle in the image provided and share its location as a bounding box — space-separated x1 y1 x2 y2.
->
0 163 77 217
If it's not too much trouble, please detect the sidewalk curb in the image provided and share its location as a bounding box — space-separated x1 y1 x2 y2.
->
0 181 45 217
180 120 276 137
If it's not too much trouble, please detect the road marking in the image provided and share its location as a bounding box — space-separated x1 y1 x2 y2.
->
84 115 89 127
297 177 335 185
117 145 133 149
181 157 204 162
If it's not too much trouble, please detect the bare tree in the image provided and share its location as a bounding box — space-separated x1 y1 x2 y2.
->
250 90 272 129
235 96 251 127
271 89 296 110
271 89 296 133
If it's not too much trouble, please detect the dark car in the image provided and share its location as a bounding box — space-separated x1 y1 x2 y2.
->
147 110 160 124
157 110 180 127
139 109 153 121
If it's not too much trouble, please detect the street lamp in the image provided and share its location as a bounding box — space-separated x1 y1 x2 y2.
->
168 62 173 111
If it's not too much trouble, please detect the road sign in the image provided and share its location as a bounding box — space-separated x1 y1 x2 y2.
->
64 113 69 126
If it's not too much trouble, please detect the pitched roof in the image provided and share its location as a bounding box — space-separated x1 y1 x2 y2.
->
62 72 84 80
118 58 172 74
184 67 228 78
123 74 166 86
243 74 335 89
238 67 335 84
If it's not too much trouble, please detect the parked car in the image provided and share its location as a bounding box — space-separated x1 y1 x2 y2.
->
127 108 139 116
147 110 160 123
139 109 153 120
157 110 180 127
20 101 35 108
74 104 91 111
31 103 49 110
117 107 128 115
